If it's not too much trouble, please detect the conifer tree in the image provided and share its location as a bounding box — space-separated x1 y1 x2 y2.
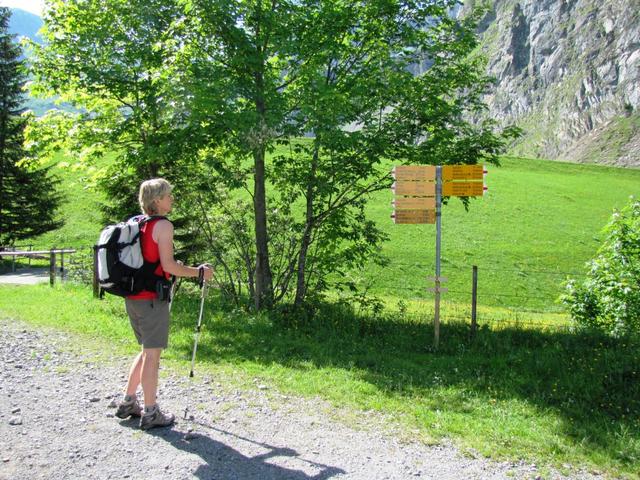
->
0 7 62 246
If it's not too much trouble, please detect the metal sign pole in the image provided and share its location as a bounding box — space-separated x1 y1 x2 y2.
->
434 166 442 350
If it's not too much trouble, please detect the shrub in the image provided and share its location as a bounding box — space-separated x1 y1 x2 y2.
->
562 197 640 337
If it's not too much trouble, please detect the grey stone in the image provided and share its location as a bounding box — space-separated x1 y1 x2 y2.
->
8 416 22 426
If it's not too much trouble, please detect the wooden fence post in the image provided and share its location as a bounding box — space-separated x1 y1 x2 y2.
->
470 265 478 339
49 250 56 286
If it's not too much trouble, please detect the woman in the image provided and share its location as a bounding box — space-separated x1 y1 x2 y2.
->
115 178 213 430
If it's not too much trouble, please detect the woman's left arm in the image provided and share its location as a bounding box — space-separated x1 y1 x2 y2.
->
155 220 201 278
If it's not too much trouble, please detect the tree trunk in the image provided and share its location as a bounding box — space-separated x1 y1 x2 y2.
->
251 6 274 310
293 146 319 307
253 144 274 309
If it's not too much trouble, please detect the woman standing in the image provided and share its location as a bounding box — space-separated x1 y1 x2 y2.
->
115 178 213 430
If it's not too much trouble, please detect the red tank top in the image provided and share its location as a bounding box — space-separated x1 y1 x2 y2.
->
127 218 169 300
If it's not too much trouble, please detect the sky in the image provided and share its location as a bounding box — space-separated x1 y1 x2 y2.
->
0 0 43 16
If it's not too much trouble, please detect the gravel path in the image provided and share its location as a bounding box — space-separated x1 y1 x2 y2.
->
0 319 601 480
0 268 49 285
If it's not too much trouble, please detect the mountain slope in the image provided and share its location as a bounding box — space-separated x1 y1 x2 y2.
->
468 0 640 166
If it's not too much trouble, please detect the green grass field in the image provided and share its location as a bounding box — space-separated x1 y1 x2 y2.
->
364 156 640 313
3 154 640 477
31 152 109 249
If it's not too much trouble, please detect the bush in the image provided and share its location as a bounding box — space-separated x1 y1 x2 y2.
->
562 197 640 337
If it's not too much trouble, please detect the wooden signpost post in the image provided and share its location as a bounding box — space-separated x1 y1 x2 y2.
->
391 164 487 349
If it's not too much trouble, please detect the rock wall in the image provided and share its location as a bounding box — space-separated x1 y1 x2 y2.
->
469 0 640 166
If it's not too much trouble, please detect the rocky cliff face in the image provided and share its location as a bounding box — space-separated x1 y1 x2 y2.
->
468 0 640 166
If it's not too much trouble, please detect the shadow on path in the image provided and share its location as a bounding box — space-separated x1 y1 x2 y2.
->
120 418 345 480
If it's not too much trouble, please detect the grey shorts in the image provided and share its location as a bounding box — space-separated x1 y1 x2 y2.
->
124 298 170 349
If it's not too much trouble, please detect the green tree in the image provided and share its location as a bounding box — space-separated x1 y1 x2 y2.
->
0 7 62 246
30 0 188 219
562 197 640 337
179 0 519 308
29 0 217 264
32 0 518 309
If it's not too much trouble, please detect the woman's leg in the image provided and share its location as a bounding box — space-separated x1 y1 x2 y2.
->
124 350 144 397
140 347 162 407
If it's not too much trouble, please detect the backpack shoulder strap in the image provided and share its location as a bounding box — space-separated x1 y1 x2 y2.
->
138 215 170 228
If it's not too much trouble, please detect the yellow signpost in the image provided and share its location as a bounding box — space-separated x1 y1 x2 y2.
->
442 182 486 197
392 197 437 209
390 164 487 349
442 164 485 181
392 181 436 196
393 165 437 181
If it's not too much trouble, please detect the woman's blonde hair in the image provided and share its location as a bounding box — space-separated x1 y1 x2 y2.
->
138 178 172 215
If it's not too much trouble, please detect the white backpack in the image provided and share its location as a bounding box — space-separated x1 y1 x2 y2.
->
96 215 165 297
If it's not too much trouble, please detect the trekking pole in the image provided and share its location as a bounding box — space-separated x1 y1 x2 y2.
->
184 266 208 421
190 267 207 378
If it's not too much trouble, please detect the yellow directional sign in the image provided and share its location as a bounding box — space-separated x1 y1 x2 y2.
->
393 165 436 181
442 164 485 181
393 197 436 209
392 181 436 196
442 182 485 196
392 209 436 224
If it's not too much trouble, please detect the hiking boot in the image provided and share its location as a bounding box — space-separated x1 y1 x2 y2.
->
115 399 142 419
140 406 175 431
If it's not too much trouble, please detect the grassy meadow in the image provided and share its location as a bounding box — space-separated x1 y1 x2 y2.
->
21 154 640 316
2 154 640 477
364 156 640 313
35 153 109 248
